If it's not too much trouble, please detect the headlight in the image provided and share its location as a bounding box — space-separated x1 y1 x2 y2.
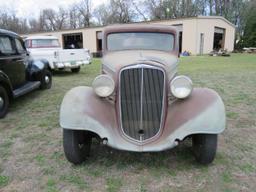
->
92 75 115 97
170 75 193 99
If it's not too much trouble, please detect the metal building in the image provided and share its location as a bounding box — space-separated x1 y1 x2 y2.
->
22 16 235 56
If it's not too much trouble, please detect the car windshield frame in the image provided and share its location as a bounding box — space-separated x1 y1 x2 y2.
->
106 32 175 52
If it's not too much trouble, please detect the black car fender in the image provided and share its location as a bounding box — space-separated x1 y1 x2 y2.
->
0 70 13 97
26 59 51 81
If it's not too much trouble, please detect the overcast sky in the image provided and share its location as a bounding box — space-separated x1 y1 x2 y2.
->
0 0 108 19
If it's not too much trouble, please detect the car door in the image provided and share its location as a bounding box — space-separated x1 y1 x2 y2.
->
13 37 27 87
0 35 26 89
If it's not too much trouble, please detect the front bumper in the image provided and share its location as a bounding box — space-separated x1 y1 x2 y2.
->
60 86 225 152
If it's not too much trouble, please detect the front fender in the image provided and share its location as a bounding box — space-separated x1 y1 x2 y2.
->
26 59 50 81
167 88 226 136
60 87 226 152
60 86 117 139
0 70 12 96
0 70 11 85
60 86 141 150
145 88 226 151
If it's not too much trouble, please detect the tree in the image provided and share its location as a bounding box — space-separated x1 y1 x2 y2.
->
241 0 256 47
69 5 80 29
0 11 29 33
40 8 68 31
94 0 138 25
0 0 253 47
74 0 92 27
93 4 111 25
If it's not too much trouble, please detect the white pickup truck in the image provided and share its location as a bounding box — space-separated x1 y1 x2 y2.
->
24 36 91 73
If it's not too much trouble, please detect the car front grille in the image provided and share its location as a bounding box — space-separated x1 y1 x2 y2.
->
119 65 165 142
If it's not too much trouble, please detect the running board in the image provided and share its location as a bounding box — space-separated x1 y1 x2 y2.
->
13 81 41 98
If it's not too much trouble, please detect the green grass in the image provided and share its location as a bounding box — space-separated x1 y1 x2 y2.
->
222 172 233 183
46 178 58 192
106 177 123 192
0 140 13 160
60 174 88 190
0 53 256 191
0 175 9 187
35 154 46 166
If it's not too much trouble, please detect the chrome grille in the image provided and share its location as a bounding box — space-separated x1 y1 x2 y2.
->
119 65 165 141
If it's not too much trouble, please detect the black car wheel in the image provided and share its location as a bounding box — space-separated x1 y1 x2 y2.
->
40 70 52 89
71 67 80 73
0 85 9 119
192 134 218 165
63 129 92 165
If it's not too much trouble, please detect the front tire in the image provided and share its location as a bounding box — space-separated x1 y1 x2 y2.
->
0 85 9 119
71 67 80 73
192 134 218 165
63 129 92 165
40 70 52 89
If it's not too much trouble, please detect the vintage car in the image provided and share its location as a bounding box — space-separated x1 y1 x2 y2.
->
24 36 91 73
0 29 52 118
60 24 226 165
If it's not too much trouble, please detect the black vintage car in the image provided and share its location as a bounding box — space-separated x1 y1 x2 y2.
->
0 29 52 118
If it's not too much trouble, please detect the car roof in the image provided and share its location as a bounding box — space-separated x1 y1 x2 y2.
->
0 28 20 38
25 36 58 40
104 24 178 35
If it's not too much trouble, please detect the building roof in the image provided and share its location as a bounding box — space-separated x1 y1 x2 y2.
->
21 16 235 35
196 16 235 27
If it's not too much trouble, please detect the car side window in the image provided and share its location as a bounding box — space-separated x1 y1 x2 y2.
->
15 38 26 54
0 36 15 55
24 40 29 48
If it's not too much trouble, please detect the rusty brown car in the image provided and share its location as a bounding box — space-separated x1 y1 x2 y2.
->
60 24 226 165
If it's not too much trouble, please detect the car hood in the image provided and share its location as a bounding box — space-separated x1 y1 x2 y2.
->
102 50 178 81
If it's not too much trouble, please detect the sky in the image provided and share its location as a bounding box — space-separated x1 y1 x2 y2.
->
0 0 108 19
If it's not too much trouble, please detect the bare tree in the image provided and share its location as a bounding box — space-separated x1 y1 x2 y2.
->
74 0 92 27
0 0 253 44
93 4 110 25
132 1 148 21
0 11 29 33
94 0 138 25
39 7 68 31
69 5 79 29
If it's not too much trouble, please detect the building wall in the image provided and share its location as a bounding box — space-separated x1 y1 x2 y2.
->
82 27 103 52
148 18 198 54
22 16 235 55
196 17 235 54
148 17 235 54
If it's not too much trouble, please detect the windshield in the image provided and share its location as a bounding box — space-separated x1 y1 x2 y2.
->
107 32 174 52
29 39 60 48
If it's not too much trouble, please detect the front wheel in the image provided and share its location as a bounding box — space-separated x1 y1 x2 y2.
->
0 85 9 119
40 70 52 89
71 67 80 73
192 134 218 165
63 129 92 165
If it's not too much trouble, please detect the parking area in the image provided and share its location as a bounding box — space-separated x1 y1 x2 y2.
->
0 54 256 191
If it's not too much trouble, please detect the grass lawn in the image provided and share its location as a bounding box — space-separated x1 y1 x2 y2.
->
0 53 256 191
